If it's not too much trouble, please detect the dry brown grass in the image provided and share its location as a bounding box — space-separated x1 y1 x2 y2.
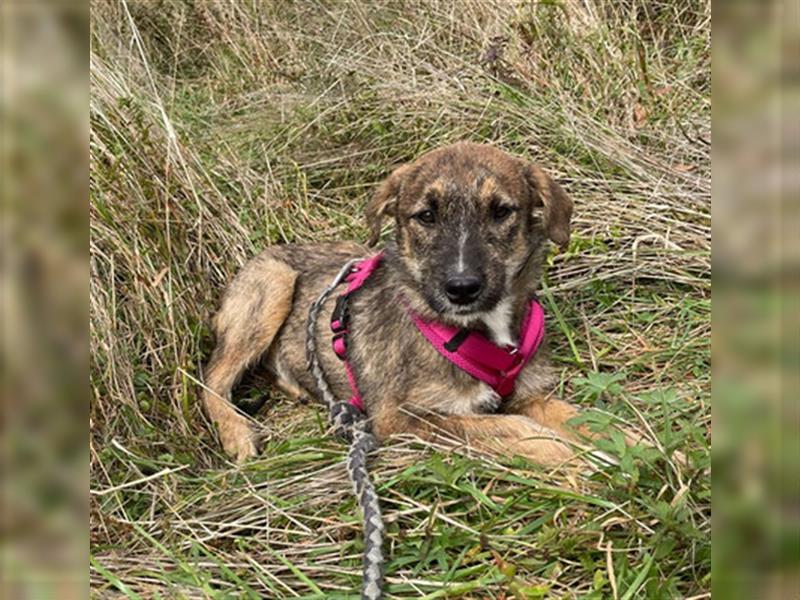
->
90 1 710 597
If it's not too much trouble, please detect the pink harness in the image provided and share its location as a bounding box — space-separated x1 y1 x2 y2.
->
330 253 546 411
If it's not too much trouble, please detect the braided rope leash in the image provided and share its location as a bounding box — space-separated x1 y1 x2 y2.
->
346 428 384 600
306 259 385 600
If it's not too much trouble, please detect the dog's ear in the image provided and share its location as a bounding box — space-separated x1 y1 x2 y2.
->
523 164 574 251
365 164 411 246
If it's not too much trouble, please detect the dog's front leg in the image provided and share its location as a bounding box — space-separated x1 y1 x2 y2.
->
504 395 672 462
374 407 581 467
503 395 593 442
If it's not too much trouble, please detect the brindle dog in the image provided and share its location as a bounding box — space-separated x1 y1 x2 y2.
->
203 142 615 465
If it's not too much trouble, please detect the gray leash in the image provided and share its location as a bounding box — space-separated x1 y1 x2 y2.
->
305 259 385 600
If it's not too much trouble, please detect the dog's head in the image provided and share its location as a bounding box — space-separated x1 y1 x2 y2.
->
366 142 572 319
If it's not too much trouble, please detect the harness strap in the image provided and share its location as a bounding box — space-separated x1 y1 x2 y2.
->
409 299 545 398
329 253 384 411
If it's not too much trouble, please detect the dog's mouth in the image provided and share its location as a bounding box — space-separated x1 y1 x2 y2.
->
422 290 500 322
448 303 484 316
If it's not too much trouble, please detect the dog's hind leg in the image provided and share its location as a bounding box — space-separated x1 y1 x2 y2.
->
203 254 298 462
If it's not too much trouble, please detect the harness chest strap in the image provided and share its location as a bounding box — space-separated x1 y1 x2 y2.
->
329 253 546 410
410 299 545 398
329 254 385 411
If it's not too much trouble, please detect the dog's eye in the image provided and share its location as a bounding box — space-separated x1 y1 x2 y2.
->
492 204 515 222
413 209 436 226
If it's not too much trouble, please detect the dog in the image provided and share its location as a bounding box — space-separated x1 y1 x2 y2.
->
202 142 619 466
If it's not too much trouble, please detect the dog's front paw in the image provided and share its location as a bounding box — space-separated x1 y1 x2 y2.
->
218 414 259 463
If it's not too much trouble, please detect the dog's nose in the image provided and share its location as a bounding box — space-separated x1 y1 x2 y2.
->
444 275 483 305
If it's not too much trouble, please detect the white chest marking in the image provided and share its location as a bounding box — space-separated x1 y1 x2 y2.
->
481 298 515 347
449 298 516 347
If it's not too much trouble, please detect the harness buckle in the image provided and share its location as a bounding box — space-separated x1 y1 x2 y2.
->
444 328 470 353
331 294 350 333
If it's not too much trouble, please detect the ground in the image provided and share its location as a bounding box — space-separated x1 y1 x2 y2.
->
90 1 710 598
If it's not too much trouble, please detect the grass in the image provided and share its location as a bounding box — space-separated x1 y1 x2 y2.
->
90 1 710 597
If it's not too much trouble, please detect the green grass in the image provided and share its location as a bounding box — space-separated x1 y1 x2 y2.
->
90 1 710 597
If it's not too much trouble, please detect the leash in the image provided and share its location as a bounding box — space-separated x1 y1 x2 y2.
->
305 258 385 600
